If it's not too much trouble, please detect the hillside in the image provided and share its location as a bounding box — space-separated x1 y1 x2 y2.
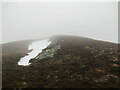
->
2 35 120 88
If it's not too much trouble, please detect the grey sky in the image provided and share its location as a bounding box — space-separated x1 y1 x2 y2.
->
0 3 2 44
2 2 118 43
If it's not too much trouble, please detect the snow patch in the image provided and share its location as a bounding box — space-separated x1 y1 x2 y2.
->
18 39 51 66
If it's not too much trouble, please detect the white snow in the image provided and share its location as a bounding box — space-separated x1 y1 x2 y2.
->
18 39 51 66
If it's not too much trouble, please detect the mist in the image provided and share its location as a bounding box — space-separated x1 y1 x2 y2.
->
2 2 118 43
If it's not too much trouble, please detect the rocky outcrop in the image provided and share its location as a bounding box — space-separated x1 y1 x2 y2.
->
35 43 60 60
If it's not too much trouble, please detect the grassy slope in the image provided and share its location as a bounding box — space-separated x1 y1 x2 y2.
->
2 35 120 88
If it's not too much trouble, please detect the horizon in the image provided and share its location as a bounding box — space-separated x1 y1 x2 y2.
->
1 35 118 44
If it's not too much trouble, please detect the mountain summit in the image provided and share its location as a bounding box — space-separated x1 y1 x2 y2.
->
2 35 119 88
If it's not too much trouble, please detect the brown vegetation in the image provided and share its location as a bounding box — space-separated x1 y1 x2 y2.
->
2 35 120 88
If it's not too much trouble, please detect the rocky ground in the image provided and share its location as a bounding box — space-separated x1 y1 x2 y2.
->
2 35 120 88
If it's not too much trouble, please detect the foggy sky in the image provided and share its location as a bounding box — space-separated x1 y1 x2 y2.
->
2 2 118 43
